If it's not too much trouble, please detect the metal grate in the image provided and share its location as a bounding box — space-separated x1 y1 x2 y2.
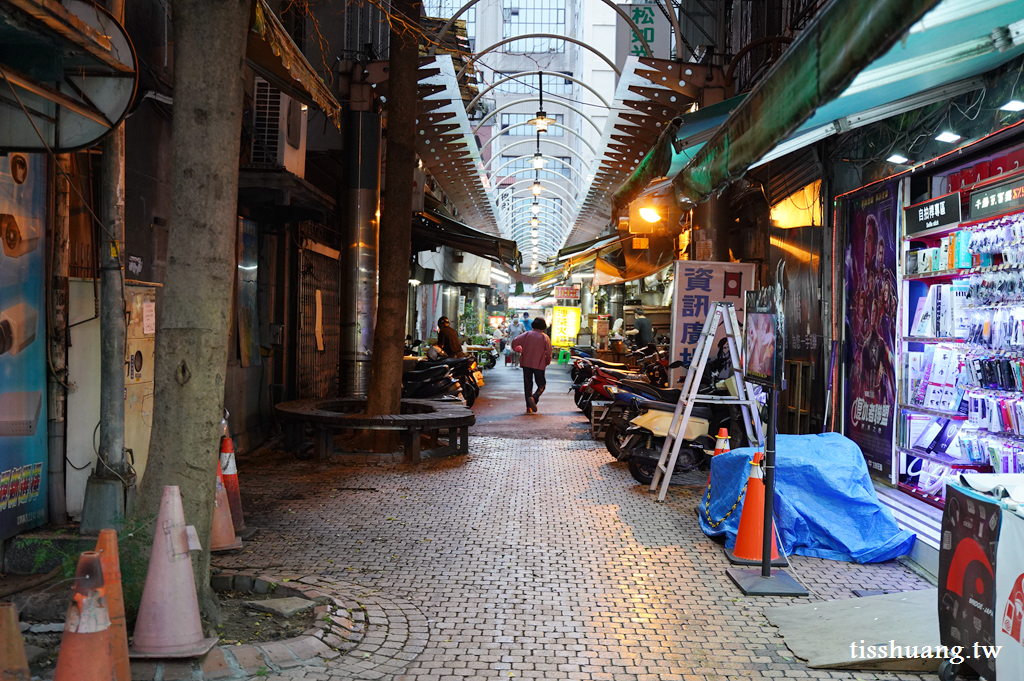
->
297 223 341 399
251 78 281 166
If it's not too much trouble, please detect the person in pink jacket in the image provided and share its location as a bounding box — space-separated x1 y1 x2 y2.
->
512 318 552 413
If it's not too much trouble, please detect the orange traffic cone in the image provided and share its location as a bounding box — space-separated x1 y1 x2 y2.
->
130 486 218 658
1 601 30 681
94 530 130 681
53 552 116 681
210 462 242 553
708 427 731 485
219 436 245 532
725 451 788 567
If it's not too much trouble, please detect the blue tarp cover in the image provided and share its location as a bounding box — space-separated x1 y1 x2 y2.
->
699 433 916 563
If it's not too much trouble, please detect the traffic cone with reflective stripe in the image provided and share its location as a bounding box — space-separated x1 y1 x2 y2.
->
130 486 217 658
708 427 731 485
53 552 116 681
725 451 788 567
94 530 130 681
1 601 30 681
210 462 242 553
219 436 245 532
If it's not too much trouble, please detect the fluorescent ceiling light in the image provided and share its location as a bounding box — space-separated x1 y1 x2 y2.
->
935 131 961 143
1001 100 1024 112
408 279 420 286
886 154 909 164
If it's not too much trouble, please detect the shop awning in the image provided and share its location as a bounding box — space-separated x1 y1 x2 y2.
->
415 55 500 235
555 233 622 262
247 0 341 128
0 0 137 151
415 195 519 269
669 0 1024 203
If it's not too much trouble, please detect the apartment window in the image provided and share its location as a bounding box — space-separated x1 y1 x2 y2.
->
494 72 573 96
500 113 564 136
423 0 476 47
502 0 565 53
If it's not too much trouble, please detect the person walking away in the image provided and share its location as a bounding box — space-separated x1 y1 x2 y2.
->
436 316 463 357
626 307 654 347
512 318 552 413
507 315 525 367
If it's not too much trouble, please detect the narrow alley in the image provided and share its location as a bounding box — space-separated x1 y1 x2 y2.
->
210 362 933 681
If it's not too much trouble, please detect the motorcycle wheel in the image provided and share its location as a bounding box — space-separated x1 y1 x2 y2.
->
480 355 496 370
581 395 593 420
604 421 630 459
574 388 587 409
628 456 658 485
461 379 477 408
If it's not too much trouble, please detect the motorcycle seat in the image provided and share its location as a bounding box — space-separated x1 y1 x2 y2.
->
635 398 675 412
621 379 680 403
588 358 628 370
635 398 714 421
403 364 449 383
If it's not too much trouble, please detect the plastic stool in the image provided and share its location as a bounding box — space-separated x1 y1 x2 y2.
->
558 348 571 364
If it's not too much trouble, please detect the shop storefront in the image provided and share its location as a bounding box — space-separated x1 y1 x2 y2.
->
838 122 1024 513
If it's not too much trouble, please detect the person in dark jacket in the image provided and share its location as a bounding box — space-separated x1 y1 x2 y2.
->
437 316 463 357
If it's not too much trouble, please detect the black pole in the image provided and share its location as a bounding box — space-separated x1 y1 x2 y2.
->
761 386 778 578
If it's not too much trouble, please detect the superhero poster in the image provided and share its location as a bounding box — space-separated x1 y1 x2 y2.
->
843 182 898 477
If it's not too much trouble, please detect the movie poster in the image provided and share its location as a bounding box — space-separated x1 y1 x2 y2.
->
0 153 49 541
843 181 898 477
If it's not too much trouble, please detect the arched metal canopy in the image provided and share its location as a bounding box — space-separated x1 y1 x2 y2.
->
426 0 655 62
480 125 597 159
474 97 603 135
468 70 612 111
491 154 586 185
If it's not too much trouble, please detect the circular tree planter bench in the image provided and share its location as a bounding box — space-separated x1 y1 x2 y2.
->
275 398 475 464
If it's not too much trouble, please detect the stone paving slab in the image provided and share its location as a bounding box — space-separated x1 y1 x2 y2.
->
207 435 934 681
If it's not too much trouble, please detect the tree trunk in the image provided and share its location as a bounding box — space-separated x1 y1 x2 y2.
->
133 0 251 621
364 0 420 451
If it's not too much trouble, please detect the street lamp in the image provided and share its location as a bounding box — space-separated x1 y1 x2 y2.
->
528 76 556 132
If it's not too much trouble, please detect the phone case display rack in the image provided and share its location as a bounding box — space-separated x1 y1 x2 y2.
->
898 194 1024 508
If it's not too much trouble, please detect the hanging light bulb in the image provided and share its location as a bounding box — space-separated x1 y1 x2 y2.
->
531 202 540 215
532 181 543 196
530 217 539 228
532 229 538 238
532 152 546 169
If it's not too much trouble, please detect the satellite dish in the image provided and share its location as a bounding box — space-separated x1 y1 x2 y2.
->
0 0 137 152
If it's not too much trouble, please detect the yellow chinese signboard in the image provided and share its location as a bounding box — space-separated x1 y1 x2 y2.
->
551 306 581 347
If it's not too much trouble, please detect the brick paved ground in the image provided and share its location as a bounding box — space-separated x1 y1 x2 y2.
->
220 398 933 681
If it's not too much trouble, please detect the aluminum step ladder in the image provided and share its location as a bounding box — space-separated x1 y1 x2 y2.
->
650 301 765 501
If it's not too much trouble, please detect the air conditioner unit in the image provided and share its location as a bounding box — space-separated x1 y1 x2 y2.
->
251 77 307 178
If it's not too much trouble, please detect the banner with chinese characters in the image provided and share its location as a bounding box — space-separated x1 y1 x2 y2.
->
669 261 755 382
551 306 581 347
843 181 899 478
0 153 49 541
615 4 672 65
553 285 579 300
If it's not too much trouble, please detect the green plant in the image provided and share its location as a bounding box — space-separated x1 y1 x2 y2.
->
26 515 154 626
256 667 269 676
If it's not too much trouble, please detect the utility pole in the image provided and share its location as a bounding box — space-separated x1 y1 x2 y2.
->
47 154 70 526
80 0 128 533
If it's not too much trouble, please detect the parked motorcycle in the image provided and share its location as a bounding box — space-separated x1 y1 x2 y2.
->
401 363 462 401
477 339 500 370
423 345 483 408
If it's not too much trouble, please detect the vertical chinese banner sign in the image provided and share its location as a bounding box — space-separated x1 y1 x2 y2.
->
0 153 49 541
551 306 581 347
842 181 898 477
615 4 672 65
669 261 755 382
